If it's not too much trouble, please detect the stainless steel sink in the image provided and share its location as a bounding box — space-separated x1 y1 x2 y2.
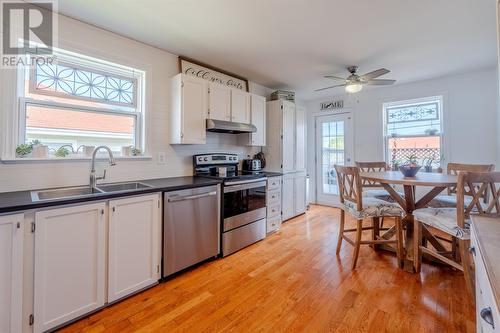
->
31 186 103 202
95 182 152 193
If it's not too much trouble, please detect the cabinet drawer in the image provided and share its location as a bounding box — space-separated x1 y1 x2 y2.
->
267 177 281 191
267 190 281 205
267 203 281 218
472 231 500 332
267 215 281 233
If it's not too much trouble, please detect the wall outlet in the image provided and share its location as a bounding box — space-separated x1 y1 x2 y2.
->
157 152 166 165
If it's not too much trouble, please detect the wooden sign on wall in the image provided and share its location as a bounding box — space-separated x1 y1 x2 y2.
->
320 100 344 110
179 56 248 91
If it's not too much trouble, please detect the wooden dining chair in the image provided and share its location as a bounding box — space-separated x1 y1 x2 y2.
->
355 161 391 198
430 163 494 208
413 171 500 297
334 165 404 270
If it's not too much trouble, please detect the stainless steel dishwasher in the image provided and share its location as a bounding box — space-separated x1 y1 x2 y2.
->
163 184 220 277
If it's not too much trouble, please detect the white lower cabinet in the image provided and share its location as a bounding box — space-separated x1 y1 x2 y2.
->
0 214 24 333
108 194 161 303
267 177 282 234
34 203 106 333
282 172 307 221
33 193 161 332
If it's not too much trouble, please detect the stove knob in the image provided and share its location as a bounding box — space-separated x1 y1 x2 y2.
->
198 157 202 161
204 157 208 161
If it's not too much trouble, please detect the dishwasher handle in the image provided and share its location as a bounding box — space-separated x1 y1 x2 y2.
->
167 191 217 203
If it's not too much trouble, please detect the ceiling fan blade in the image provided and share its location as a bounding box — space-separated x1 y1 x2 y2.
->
314 84 346 92
365 79 396 85
323 75 346 81
360 68 390 80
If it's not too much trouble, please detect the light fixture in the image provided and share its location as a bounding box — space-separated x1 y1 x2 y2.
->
345 83 362 93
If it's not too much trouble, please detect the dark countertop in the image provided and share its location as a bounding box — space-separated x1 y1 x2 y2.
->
0 176 222 214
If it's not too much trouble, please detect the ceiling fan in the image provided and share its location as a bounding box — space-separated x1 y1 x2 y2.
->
315 66 396 93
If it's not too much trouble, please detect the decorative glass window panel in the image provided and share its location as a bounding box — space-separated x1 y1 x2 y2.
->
32 61 137 107
17 48 145 158
384 97 443 168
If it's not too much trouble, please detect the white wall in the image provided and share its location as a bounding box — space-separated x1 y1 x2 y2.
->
0 13 273 193
306 67 499 203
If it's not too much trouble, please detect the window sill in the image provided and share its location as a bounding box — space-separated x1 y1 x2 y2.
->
1 156 153 164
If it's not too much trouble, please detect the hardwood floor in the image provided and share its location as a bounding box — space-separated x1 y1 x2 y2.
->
59 205 475 333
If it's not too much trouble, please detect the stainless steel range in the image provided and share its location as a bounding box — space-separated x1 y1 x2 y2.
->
194 153 267 256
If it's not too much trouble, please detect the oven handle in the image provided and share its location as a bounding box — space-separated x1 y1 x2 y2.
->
167 191 217 202
224 180 267 193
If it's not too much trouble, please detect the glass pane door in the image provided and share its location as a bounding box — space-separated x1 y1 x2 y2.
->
315 113 353 206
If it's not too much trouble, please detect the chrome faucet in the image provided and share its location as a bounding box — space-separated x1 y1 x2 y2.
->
90 146 116 188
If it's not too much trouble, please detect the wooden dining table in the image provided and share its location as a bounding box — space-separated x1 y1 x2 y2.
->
359 171 458 272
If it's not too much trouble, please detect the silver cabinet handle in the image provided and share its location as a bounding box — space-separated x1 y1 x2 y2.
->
480 307 494 328
469 246 476 256
168 191 217 202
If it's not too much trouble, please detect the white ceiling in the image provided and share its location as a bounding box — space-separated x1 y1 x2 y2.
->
57 0 498 100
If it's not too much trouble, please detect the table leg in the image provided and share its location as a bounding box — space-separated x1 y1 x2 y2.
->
402 185 416 273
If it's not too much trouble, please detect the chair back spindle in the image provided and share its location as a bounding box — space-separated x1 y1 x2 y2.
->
355 161 389 188
335 165 363 211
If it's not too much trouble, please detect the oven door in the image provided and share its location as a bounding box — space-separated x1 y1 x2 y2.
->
223 180 267 231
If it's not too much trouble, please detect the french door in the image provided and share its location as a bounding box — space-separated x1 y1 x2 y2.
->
315 113 354 206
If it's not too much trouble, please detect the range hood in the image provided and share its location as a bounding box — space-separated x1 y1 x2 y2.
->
206 119 257 134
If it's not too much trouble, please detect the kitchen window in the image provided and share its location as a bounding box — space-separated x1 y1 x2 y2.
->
383 96 443 169
17 49 145 157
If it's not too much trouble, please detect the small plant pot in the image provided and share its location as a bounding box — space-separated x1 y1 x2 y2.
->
399 165 421 177
424 166 433 173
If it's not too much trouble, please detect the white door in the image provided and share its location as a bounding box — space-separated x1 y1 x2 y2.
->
108 194 161 303
250 94 266 146
0 214 23 333
282 101 296 173
34 203 106 333
295 105 306 171
208 83 231 121
181 76 207 144
230 89 250 123
294 172 307 215
282 174 295 220
315 113 354 206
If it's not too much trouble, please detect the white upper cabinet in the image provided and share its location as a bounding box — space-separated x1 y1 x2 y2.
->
208 83 231 121
250 94 266 146
170 74 207 144
108 194 161 303
239 94 266 146
295 105 306 171
0 214 23 333
282 101 296 173
230 88 251 124
34 203 106 333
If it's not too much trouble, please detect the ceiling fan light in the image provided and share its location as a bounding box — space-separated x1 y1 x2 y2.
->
345 83 362 93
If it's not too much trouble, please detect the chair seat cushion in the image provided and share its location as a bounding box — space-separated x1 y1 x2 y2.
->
429 194 473 208
342 197 404 219
413 207 470 240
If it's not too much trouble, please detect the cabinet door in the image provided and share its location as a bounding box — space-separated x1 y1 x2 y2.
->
108 194 160 303
34 203 106 333
208 83 231 121
0 214 23 333
250 94 266 146
294 173 307 215
231 89 250 123
182 76 207 144
295 105 306 171
282 175 295 220
282 102 296 173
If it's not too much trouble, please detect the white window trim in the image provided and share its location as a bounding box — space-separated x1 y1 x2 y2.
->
2 47 147 162
383 95 445 168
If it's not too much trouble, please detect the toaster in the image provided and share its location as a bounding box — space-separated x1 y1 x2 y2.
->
242 159 262 171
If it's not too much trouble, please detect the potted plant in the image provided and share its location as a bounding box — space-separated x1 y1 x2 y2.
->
399 154 421 177
391 158 400 171
423 157 434 172
15 140 43 158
